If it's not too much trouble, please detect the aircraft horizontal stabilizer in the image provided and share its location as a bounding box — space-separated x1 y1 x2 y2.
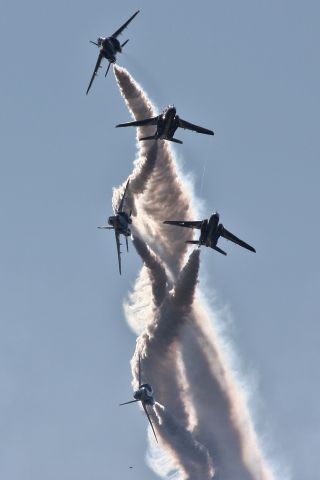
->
212 245 227 256
168 138 183 144
186 240 200 245
139 135 157 141
119 399 139 406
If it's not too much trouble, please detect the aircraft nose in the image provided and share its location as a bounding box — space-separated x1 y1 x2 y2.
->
213 212 220 223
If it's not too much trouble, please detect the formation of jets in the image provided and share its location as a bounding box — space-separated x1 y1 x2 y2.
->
88 10 256 445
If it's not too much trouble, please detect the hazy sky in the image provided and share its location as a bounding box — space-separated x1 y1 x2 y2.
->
1 1 319 479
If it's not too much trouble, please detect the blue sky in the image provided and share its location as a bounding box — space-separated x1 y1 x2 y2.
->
1 1 319 479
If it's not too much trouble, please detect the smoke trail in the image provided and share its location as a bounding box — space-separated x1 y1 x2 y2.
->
132 232 272 479
130 355 214 480
123 266 154 334
132 236 168 307
130 245 214 479
153 402 214 480
113 66 277 480
112 141 159 217
131 248 201 427
181 316 257 480
184 303 276 480
130 238 261 479
113 65 196 276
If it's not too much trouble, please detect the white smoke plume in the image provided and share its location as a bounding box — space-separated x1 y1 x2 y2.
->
113 66 196 275
132 236 168 307
113 65 276 480
131 239 201 429
153 402 214 480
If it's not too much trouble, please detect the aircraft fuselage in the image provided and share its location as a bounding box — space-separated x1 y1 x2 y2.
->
108 212 131 236
134 383 155 405
199 213 221 247
98 36 121 63
156 106 179 140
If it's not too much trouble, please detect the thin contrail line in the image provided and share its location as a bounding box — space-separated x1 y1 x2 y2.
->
200 157 207 195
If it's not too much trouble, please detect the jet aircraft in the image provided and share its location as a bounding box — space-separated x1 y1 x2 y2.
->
120 356 158 442
116 105 214 144
98 180 132 274
164 212 256 255
86 10 140 94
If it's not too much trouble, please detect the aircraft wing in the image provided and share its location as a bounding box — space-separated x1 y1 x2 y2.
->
116 116 159 128
178 118 214 136
86 52 103 95
118 179 130 213
115 231 122 274
163 220 203 229
220 227 256 253
111 10 140 38
142 403 158 443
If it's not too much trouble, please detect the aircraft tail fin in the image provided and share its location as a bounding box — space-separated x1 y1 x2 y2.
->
139 135 157 142
212 245 227 256
168 137 183 144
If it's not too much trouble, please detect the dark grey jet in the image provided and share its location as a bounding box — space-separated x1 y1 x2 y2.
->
98 180 132 274
120 356 158 442
116 105 214 144
86 10 140 94
164 212 256 255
